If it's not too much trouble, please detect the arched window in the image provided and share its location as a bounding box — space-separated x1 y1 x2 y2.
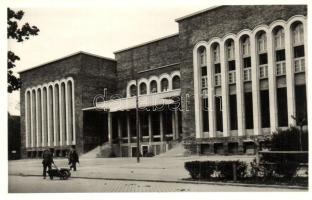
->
130 84 136 97
150 80 157 93
257 32 267 53
274 27 285 50
213 44 220 63
160 78 169 92
198 47 206 66
292 22 304 46
241 37 250 57
226 40 235 60
139 82 147 95
172 76 181 89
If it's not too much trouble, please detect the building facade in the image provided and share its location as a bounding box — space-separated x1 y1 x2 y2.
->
19 5 308 158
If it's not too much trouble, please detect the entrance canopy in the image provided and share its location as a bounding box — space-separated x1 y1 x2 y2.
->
83 89 181 112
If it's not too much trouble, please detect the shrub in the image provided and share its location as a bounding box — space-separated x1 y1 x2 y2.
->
271 127 308 151
184 160 247 180
185 161 201 179
217 161 247 180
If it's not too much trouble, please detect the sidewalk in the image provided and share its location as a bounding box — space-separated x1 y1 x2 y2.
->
8 155 307 190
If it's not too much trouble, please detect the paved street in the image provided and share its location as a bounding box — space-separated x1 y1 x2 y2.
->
8 155 307 192
9 175 302 192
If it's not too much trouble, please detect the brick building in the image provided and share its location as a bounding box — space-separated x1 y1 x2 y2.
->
19 5 307 158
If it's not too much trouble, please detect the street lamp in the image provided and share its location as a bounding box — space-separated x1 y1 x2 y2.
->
131 67 140 163
291 114 306 151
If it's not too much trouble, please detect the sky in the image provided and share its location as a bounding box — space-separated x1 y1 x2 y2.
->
7 0 216 115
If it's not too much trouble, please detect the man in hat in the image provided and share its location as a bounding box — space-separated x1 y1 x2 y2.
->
42 148 54 179
68 145 79 171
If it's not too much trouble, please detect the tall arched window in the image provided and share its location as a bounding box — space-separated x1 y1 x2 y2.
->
130 84 136 97
291 22 305 73
273 26 286 76
211 43 221 86
161 78 169 92
226 40 235 60
172 76 180 89
292 23 304 46
240 35 251 81
274 27 285 50
257 32 267 53
256 31 268 79
139 82 147 95
150 80 157 93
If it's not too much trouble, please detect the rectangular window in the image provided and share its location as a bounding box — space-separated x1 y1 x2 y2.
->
202 98 209 132
277 88 288 127
259 53 268 65
294 45 305 58
275 49 285 61
228 60 236 71
260 90 270 128
244 92 253 129
243 57 251 68
201 66 207 76
215 63 221 74
230 95 237 130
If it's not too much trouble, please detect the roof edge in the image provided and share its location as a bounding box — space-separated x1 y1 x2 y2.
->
114 33 179 54
18 51 115 74
175 5 223 22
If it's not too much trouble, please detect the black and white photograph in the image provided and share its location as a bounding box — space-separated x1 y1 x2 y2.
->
2 0 311 199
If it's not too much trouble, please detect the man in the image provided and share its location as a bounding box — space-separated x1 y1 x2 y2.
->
42 148 54 179
68 146 79 171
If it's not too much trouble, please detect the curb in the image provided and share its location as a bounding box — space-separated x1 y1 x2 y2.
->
9 173 307 190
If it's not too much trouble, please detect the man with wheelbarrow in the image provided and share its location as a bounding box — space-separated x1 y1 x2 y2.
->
42 148 54 179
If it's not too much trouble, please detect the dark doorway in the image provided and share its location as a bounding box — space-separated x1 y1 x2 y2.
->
83 110 107 153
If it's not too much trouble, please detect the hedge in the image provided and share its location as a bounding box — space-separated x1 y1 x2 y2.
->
184 160 247 180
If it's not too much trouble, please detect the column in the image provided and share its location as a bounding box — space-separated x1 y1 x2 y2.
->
174 110 179 139
267 31 278 133
127 112 131 156
117 118 122 140
235 38 246 136
65 82 70 145
207 47 216 138
250 36 262 135
285 26 296 126
172 111 176 140
41 88 47 147
47 86 52 146
220 43 230 137
25 91 30 148
30 90 35 147
36 89 42 147
108 112 112 144
148 112 152 143
59 84 64 146
53 85 59 146
160 112 164 142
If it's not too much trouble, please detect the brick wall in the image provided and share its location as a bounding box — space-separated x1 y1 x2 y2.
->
177 5 307 139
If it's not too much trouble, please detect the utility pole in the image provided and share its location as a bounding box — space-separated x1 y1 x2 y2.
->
135 78 140 163
131 67 140 163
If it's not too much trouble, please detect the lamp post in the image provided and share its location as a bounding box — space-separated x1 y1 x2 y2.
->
291 115 306 151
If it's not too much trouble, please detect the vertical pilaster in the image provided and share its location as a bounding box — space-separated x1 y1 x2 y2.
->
207 46 216 138
59 84 64 146
220 43 230 137
267 31 278 133
172 111 176 140
251 36 262 135
47 87 51 146
53 85 59 146
285 26 296 126
25 91 29 148
41 88 47 147
235 38 246 136
30 90 35 147
65 82 70 145
174 110 179 139
148 112 152 143
160 112 164 142
127 112 131 156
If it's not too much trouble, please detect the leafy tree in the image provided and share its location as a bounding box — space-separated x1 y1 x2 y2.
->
7 8 39 93
271 127 308 151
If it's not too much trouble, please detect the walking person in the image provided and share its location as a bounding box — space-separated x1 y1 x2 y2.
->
68 146 79 171
42 148 54 179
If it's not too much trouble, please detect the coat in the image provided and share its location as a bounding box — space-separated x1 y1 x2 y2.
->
42 150 53 165
68 150 79 164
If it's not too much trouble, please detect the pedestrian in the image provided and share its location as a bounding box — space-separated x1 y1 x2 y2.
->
68 145 79 171
42 148 54 179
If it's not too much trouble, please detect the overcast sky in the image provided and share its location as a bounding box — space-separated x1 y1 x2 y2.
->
7 0 216 115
